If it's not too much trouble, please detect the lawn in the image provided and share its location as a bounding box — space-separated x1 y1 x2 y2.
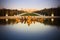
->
21 13 39 16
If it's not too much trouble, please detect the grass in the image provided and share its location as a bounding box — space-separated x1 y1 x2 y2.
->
21 13 39 16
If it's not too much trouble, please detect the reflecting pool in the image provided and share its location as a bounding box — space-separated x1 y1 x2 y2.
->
0 16 60 40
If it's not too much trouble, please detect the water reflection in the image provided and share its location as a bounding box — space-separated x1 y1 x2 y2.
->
0 16 60 26
0 16 60 40
51 18 54 22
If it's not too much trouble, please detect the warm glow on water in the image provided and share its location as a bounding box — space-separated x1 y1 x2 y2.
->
0 16 60 40
5 22 55 33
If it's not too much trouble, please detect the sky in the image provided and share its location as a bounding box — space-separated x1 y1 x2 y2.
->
0 0 60 10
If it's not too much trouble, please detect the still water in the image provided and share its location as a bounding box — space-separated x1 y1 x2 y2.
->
0 16 60 40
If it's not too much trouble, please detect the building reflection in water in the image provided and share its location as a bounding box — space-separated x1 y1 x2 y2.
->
6 19 8 22
51 18 54 22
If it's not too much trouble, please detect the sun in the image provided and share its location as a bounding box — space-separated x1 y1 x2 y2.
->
22 8 37 13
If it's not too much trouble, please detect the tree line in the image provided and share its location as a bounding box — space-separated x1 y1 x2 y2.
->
0 8 24 16
0 7 60 16
33 7 60 16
